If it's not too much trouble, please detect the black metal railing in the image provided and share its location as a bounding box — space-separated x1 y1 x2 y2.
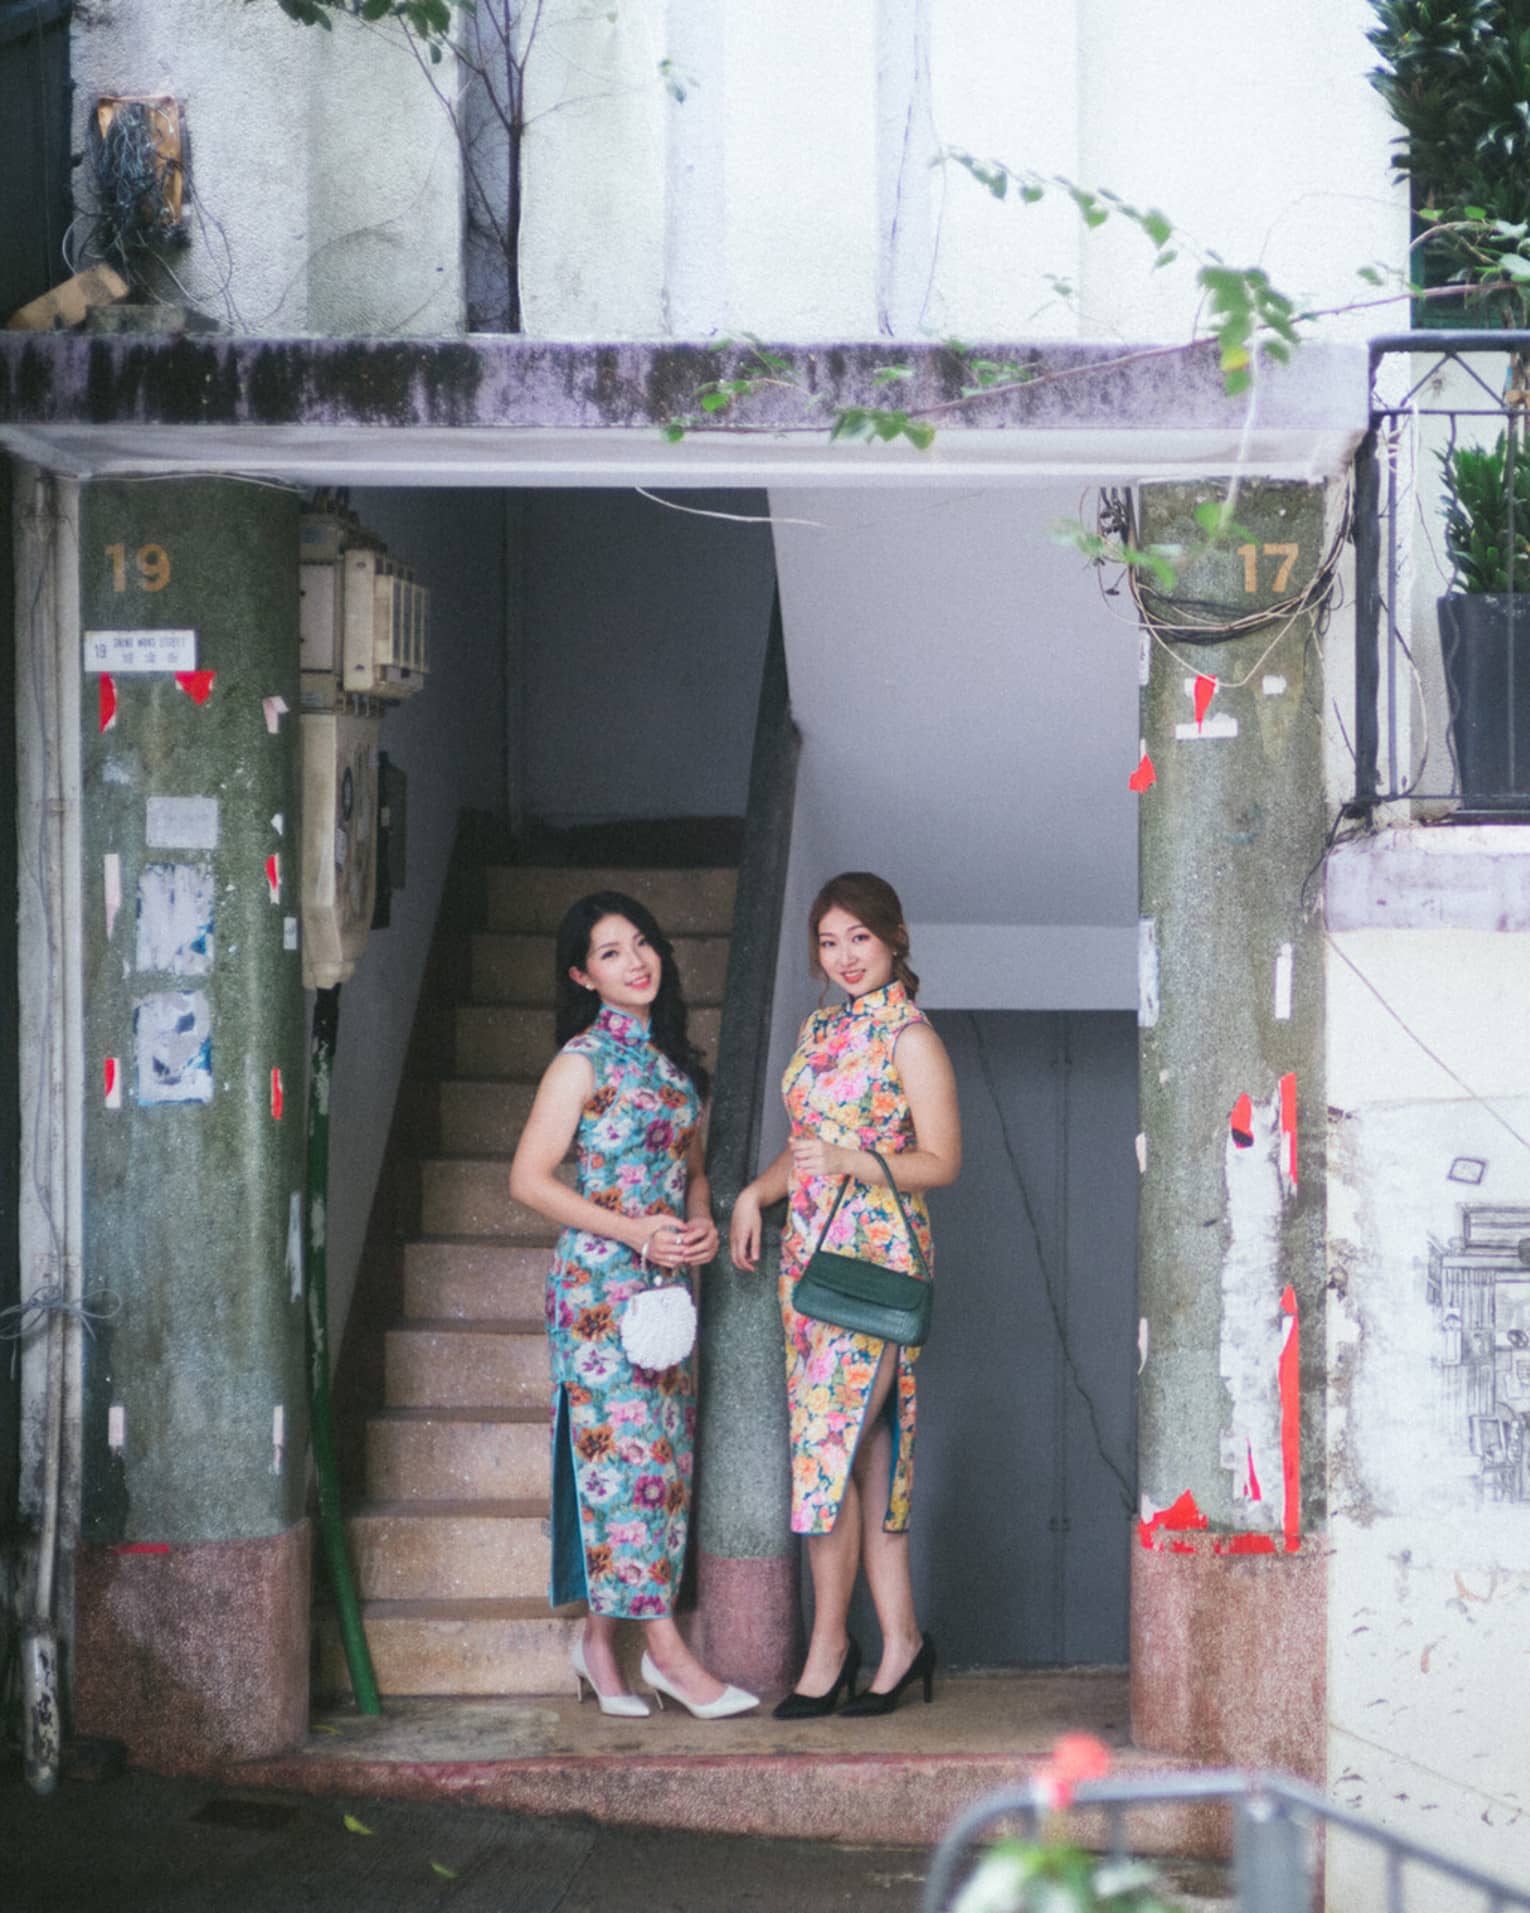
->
1356 332 1530 814
924 1770 1530 1913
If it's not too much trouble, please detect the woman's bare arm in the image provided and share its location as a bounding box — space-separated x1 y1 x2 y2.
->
508 1053 687 1266
787 1022 961 1194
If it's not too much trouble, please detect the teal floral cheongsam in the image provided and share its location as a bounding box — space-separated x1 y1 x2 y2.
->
545 1005 699 1617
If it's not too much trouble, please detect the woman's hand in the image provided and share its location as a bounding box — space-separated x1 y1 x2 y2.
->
678 1213 720 1265
639 1216 695 1271
729 1186 764 1272
789 1136 858 1181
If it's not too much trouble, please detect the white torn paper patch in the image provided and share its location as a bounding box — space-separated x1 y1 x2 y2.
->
1138 627 1152 687
272 1404 285 1475
108 1404 126 1451
1138 918 1160 1030
136 863 214 976
1274 942 1294 1022
271 813 284 837
287 1192 304 1299
1262 675 1287 696
146 795 219 850
283 916 299 952
1135 1131 1147 1175
1138 1318 1149 1375
1175 714 1239 740
104 853 122 941
262 695 289 735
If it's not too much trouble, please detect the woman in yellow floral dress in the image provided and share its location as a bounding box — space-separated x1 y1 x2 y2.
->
730 872 960 1717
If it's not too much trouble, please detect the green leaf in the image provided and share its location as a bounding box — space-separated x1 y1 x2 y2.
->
430 1862 458 1880
872 365 915 385
1224 365 1253 396
698 389 733 413
344 1815 375 1836
1142 209 1173 247
903 420 936 450
1496 253 1530 279
662 422 685 442
1357 265 1385 285
1465 204 1488 221
1020 183 1045 204
360 0 391 18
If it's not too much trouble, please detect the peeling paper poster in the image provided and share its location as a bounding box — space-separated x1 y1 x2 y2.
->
136 863 214 976
133 990 213 1106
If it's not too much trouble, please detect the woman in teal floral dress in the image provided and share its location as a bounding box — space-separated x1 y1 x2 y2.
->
510 891 757 1720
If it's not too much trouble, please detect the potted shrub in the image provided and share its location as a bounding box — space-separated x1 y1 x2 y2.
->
1367 0 1530 332
1439 428 1530 809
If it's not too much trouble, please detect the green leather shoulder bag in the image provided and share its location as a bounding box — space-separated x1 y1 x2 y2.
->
792 1148 933 1348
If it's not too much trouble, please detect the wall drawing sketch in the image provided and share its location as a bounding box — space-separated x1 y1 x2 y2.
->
1429 1205 1530 1503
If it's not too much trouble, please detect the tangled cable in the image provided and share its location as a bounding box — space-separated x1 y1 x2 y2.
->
0 1283 121 1377
1098 482 1351 647
86 100 187 270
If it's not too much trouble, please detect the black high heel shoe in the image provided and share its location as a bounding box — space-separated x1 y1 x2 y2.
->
838 1632 936 1717
772 1637 863 1720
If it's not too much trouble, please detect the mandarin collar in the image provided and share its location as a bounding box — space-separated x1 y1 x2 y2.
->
844 978 908 1019
596 1004 650 1046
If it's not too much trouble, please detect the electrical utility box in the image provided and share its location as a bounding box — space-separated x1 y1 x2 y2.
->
297 503 430 987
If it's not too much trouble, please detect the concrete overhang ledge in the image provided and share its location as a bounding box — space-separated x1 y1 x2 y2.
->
0 333 1369 488
1327 823 1530 933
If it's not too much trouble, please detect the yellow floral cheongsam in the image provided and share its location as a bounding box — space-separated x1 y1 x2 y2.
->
779 979 933 1536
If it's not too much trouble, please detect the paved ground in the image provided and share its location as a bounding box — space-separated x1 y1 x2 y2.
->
2 1762 1237 1911
4 1767 932 1912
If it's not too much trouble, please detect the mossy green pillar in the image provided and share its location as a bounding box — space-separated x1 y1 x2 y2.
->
74 477 309 1765
1131 480 1329 1781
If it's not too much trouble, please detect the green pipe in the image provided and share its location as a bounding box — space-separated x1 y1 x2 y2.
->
306 984 381 1716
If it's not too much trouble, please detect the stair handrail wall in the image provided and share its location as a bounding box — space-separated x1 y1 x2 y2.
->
695 584 799 1566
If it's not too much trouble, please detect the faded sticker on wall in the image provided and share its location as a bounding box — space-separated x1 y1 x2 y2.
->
145 795 219 850
133 990 213 1106
135 863 214 975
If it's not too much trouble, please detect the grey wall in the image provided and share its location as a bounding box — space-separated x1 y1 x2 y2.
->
817 1010 1140 1669
523 489 776 825
323 489 507 1343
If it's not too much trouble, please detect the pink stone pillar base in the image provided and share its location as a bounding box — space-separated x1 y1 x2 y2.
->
696 1551 800 1697
1131 1542 1326 1783
74 1521 311 1768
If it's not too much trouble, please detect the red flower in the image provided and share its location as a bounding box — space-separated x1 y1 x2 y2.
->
1035 1733 1112 1809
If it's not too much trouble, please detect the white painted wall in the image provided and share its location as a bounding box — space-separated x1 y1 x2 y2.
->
70 0 1405 347
321 489 506 1343
69 0 462 335
522 489 776 825
1325 921 1530 1907
759 481 1139 1162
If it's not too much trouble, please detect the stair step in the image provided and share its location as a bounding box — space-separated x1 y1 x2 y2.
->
403 1240 548 1320
436 1079 539 1153
471 932 730 1007
368 1407 548 1500
454 1005 722 1077
347 1498 548 1601
385 1320 547 1409
317 1596 584 1698
484 867 737 935
418 1159 568 1239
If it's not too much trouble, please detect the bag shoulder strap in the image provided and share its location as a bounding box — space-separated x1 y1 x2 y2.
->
806 1147 931 1283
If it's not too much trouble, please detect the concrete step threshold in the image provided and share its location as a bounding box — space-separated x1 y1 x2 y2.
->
223 1671 1235 1871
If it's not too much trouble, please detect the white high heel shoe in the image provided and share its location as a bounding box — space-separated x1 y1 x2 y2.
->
640 1650 759 1720
571 1635 650 1718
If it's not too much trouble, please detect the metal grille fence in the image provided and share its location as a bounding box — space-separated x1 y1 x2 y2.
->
923 1771 1530 1913
1356 332 1530 814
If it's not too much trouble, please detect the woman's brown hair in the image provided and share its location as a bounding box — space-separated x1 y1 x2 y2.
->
808 871 920 999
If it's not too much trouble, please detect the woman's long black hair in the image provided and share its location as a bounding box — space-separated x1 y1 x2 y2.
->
553 890 711 1099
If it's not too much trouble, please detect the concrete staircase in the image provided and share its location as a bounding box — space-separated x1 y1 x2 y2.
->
321 863 736 1697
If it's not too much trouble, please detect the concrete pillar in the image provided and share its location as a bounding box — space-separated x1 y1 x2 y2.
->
74 477 309 1766
1131 480 1329 1781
